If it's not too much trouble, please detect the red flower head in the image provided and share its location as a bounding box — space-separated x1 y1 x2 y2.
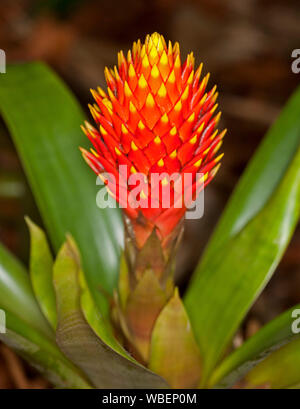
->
81 33 225 248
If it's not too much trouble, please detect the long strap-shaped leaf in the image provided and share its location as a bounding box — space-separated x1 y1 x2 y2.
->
0 243 53 339
209 304 300 388
0 63 122 306
199 86 300 261
0 310 92 389
0 243 91 388
185 144 300 385
53 238 168 388
245 337 300 388
26 217 57 330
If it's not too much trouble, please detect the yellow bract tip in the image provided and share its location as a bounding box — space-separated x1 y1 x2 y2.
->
115 147 121 156
189 134 197 144
129 101 137 113
102 98 113 111
187 70 194 85
181 85 190 100
210 104 218 115
150 32 161 49
211 84 217 95
100 125 107 135
131 141 138 151
170 126 177 136
90 148 99 158
173 42 180 54
128 64 135 78
174 55 181 68
80 124 87 135
90 88 97 98
197 172 208 185
138 74 148 89
161 113 169 123
140 44 146 58
214 111 222 122
188 52 195 67
121 124 128 134
211 163 221 178
124 81 133 97
170 149 177 159
194 159 202 168
188 112 195 122
97 87 106 97
142 54 150 68
146 93 155 108
200 93 207 106
157 158 164 167
210 130 218 140
174 100 182 112
107 87 115 101
220 128 227 138
160 50 168 66
154 135 161 144
114 65 120 80
149 46 158 60
151 65 160 79
215 152 224 162
214 140 223 154
138 120 145 130
167 70 176 84
157 83 167 98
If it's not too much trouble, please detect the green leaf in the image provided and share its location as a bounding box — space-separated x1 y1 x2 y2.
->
0 242 90 388
0 309 92 389
0 63 123 314
149 288 202 389
53 237 168 388
200 86 300 261
26 217 57 329
245 337 300 388
79 268 134 361
184 87 300 382
0 242 53 340
209 304 300 388
185 145 300 385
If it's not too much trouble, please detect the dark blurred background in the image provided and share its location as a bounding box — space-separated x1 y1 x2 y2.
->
0 0 299 388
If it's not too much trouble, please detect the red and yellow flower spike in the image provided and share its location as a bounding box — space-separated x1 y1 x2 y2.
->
81 32 225 248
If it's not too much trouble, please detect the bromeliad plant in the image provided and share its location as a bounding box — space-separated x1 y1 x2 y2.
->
0 33 299 389
80 33 224 372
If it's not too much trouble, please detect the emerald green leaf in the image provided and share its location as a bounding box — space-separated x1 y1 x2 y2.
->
26 217 57 329
245 337 300 388
0 242 53 340
185 145 300 384
53 237 168 388
149 289 202 389
0 309 92 389
0 63 122 315
209 304 300 388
